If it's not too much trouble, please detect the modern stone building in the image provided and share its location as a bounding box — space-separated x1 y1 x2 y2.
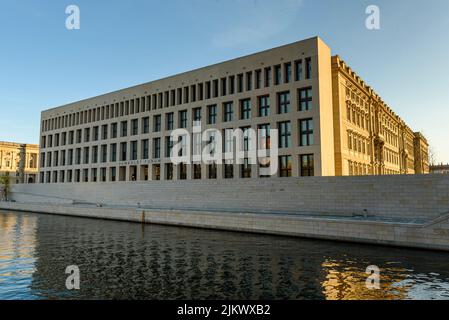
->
0 141 39 184
38 37 429 184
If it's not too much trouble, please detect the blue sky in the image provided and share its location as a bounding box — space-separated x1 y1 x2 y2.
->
0 0 448 163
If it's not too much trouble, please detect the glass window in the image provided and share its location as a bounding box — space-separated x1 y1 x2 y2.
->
240 99 251 120
120 121 127 137
258 95 270 117
284 62 292 83
299 119 314 146
142 117 150 134
179 110 187 128
142 139 149 159
258 124 271 150
299 87 313 111
279 155 292 177
208 105 217 125
166 113 174 130
154 115 161 132
305 57 312 79
295 60 303 81
153 138 161 158
223 102 233 122
278 121 291 148
278 91 291 114
274 65 282 85
300 154 314 176
131 119 138 135
131 141 138 160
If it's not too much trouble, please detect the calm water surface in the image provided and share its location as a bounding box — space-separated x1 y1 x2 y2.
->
1 210 449 300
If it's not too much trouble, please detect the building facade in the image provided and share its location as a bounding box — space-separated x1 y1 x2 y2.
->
0 142 39 184
38 37 429 184
430 164 449 174
331 56 429 176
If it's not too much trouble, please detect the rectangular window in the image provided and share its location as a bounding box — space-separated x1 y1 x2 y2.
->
241 158 251 178
192 107 201 124
277 91 291 114
68 149 73 165
142 139 149 159
295 60 303 81
111 123 117 138
299 119 314 146
274 65 282 85
194 164 201 180
92 146 98 164
131 119 138 135
120 121 128 137
246 72 252 91
224 161 234 179
229 76 235 94
131 141 138 160
264 67 271 87
100 145 108 163
110 144 117 162
213 80 218 98
284 62 292 83
205 81 211 99
300 154 314 176
258 124 271 150
76 130 82 143
237 74 244 93
240 99 251 120
298 87 313 111
120 142 127 161
279 155 292 177
83 147 89 164
165 136 174 157
93 126 99 141
165 163 173 180
102 125 108 140
153 115 161 132
255 69 262 89
84 128 90 142
100 168 107 182
278 121 291 148
221 78 227 96
110 167 116 182
208 163 217 179
166 112 174 130
305 57 312 79
179 110 187 128
142 117 150 134
223 102 233 122
207 105 217 125
258 95 270 117
179 163 187 180
153 138 161 159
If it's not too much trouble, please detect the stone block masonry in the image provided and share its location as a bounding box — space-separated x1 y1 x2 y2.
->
1 174 449 251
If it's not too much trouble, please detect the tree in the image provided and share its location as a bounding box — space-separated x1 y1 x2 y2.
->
0 173 11 201
428 145 437 167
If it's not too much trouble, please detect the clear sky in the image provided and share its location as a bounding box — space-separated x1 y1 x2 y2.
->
0 0 448 163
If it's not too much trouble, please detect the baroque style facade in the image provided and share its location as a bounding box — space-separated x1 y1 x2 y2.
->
332 56 429 175
0 141 39 184
38 37 429 184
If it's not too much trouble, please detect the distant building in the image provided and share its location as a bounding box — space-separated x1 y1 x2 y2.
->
38 37 429 184
430 163 449 174
0 141 39 184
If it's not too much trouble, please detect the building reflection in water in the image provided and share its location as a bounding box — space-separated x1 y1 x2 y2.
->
1 211 449 300
0 212 38 299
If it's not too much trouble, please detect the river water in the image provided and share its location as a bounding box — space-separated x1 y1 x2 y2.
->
1 210 448 300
